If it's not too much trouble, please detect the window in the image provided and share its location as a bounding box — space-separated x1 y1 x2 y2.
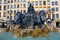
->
17 0 20 2
53 14 55 19
0 6 1 10
17 0 19 2
23 0 26 2
0 12 1 17
0 0 2 4
14 10 16 14
7 16 9 19
56 7 58 11
24 10 26 13
8 11 9 13
14 0 16 2
4 0 6 4
56 14 59 18
10 10 13 13
14 4 16 8
23 4 26 8
4 0 6 1
17 4 19 8
52 8 55 11
21 0 22 2
3 12 6 17
11 0 13 3
43 1 46 5
48 7 50 11
55 1 58 5
11 5 13 8
47 0 50 5
52 2 54 5
21 10 22 12
8 1 10 3
11 16 12 20
39 1 42 5
32 1 34 6
21 4 22 8
8 5 10 9
4 5 6 10
19 0 21 2
35 1 38 6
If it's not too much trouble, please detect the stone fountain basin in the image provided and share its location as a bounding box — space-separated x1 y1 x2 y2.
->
0 28 7 33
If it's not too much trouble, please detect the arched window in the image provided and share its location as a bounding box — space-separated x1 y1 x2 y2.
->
4 5 6 10
4 0 6 4
14 0 16 2
55 1 58 5
11 0 13 3
17 4 19 8
8 0 10 3
3 12 6 17
43 1 46 5
52 2 54 6
39 1 42 5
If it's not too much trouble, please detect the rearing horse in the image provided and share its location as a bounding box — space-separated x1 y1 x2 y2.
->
39 10 46 25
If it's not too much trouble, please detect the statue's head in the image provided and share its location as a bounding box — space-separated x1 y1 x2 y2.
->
27 3 35 13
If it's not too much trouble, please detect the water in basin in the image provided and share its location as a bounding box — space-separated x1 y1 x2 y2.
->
0 32 60 40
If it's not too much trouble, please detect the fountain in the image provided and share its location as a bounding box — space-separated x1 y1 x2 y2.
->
12 3 51 37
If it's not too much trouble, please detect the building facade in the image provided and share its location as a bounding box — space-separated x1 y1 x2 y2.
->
0 0 60 21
